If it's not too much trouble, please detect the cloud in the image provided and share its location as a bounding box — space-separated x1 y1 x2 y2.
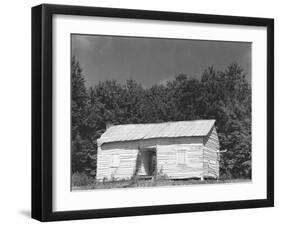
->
158 76 175 85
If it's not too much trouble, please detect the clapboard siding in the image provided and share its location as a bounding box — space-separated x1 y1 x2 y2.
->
157 144 204 179
96 147 138 181
203 126 220 178
96 127 220 181
96 137 204 181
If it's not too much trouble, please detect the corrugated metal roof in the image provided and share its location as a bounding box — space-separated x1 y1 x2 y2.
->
98 119 215 145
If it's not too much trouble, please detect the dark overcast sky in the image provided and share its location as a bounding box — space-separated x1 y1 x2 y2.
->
72 34 251 88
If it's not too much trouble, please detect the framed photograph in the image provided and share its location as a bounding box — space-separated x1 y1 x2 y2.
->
32 4 274 221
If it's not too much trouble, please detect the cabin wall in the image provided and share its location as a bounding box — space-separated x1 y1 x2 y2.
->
96 136 204 181
157 143 204 179
96 145 138 181
203 126 220 178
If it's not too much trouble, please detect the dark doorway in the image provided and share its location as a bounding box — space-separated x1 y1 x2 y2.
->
138 148 156 176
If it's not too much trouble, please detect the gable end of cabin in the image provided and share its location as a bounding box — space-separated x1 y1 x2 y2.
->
203 126 220 179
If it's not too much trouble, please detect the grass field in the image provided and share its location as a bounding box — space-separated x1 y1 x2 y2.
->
72 178 251 191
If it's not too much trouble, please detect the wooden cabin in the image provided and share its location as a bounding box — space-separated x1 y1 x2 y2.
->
96 120 220 181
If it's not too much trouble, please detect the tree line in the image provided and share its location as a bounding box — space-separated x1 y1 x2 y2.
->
71 57 251 180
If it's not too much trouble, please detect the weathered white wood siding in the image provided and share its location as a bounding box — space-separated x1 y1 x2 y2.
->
96 137 205 181
96 145 138 181
203 126 220 178
157 143 204 179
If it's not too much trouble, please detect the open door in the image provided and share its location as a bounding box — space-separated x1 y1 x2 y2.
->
138 147 156 177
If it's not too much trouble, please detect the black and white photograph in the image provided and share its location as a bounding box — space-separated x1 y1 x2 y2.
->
71 34 252 190
29 3 274 222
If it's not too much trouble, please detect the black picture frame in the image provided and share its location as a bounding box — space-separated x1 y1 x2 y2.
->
32 3 274 222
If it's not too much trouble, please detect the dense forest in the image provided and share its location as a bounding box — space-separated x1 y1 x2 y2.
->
71 56 251 181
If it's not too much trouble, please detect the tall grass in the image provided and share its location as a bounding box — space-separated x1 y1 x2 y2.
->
72 172 95 187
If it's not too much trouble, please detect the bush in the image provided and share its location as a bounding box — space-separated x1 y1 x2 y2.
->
72 172 95 187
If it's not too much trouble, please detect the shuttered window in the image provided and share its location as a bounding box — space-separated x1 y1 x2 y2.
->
177 150 186 165
111 155 120 167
